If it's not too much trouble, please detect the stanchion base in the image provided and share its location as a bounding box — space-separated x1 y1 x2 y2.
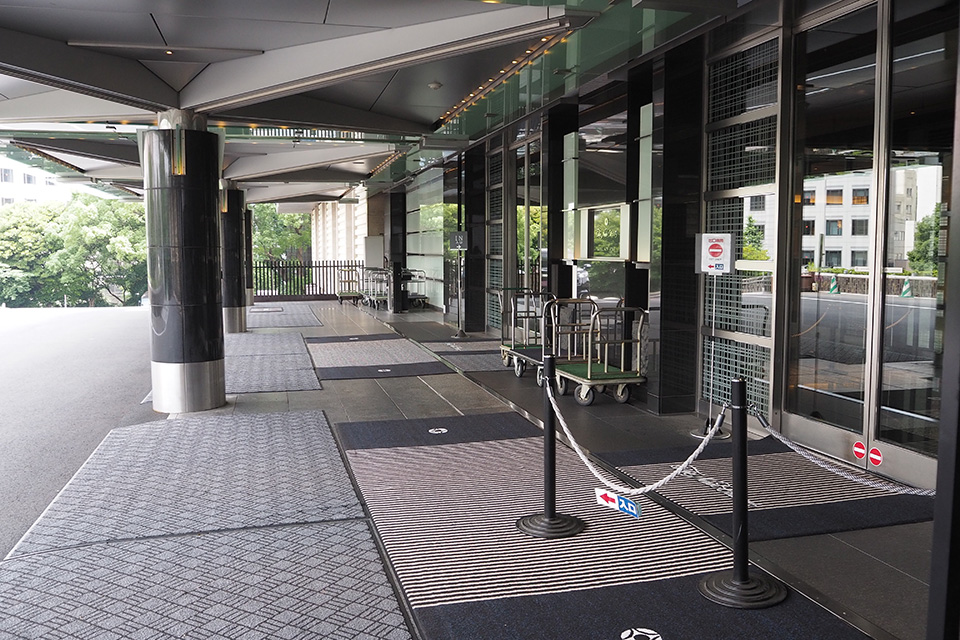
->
516 513 585 539
452 329 467 339
698 571 788 609
690 428 731 440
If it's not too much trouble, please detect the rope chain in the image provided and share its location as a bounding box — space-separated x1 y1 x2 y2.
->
547 384 725 496
749 405 936 498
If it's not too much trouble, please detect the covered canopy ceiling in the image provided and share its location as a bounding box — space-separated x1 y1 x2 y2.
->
0 0 729 205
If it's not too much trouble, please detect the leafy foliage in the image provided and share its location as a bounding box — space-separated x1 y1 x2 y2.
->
907 207 940 275
0 195 146 307
251 203 311 263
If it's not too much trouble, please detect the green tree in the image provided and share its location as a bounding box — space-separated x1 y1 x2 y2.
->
0 202 66 306
743 215 769 261
251 203 312 262
908 206 941 274
46 195 147 306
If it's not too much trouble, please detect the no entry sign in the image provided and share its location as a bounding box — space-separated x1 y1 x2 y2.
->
869 447 883 466
853 441 866 459
697 233 732 274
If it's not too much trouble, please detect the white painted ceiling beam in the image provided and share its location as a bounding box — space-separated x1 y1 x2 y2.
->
0 26 178 110
181 6 574 112
214 95 433 135
223 144 393 180
244 182 352 204
0 89 154 124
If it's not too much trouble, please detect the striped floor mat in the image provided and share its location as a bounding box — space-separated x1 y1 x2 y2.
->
308 336 451 379
604 437 934 540
337 416 871 639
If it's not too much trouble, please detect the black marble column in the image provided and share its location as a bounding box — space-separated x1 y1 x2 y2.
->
142 117 225 413
221 188 246 333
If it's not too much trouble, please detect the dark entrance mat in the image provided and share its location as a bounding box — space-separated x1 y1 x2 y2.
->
334 412 541 450
314 360 452 380
600 437 934 541
413 573 869 640
305 333 402 344
387 321 467 343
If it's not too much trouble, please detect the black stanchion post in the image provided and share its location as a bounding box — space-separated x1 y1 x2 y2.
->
517 355 586 539
699 379 787 608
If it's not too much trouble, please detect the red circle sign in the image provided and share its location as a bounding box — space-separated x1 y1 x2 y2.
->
708 243 724 258
853 441 866 459
869 447 883 466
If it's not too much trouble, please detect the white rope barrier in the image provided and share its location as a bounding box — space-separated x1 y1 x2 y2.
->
749 406 936 498
548 384 725 496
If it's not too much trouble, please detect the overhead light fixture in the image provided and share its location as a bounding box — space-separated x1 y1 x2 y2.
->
427 81 443 90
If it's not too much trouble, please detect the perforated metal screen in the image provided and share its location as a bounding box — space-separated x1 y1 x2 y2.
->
702 336 770 410
702 39 778 411
708 39 778 123
707 117 777 192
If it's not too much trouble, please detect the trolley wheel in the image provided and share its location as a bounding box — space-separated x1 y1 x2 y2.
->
555 376 568 396
613 384 631 404
536 366 545 388
595 385 606 394
574 384 595 406
514 357 527 378
501 353 511 367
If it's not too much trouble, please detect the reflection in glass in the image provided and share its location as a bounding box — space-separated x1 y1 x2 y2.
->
878 0 956 457
787 6 876 433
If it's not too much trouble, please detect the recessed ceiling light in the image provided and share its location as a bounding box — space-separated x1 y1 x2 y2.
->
165 50 173 55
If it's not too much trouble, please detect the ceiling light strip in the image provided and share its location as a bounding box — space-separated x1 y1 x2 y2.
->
439 31 571 125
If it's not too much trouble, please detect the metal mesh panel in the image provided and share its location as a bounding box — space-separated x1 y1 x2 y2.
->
487 291 502 329
489 188 503 221
489 153 503 186
702 336 770 410
489 223 503 256
488 258 503 288
708 39 778 123
704 200 771 337
707 116 777 191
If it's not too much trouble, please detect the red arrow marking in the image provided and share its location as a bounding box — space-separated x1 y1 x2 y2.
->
600 493 616 504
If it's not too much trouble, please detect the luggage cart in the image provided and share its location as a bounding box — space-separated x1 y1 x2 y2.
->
498 290 555 385
336 266 364 305
403 269 429 308
546 299 646 406
362 267 389 309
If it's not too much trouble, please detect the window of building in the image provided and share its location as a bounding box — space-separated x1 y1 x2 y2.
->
826 219 843 235
45 177 55 186
824 250 842 267
802 190 815 205
802 250 814 263
852 188 869 205
852 219 869 236
0 168 12 182
906 187 913 196
22 174 35 185
1 198 13 206
750 195 766 211
826 188 843 205
851 250 868 267
802 219 815 235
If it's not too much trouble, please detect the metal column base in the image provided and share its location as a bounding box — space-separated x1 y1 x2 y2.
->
246 289 254 307
698 571 788 609
223 306 247 333
516 513 586 539
150 360 226 414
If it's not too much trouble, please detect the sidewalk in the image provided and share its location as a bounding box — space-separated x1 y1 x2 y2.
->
0 301 932 639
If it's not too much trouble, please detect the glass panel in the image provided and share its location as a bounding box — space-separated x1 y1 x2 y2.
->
878 0 957 457
787 6 877 432
516 144 527 290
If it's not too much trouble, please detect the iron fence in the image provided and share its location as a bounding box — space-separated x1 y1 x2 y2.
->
252 260 363 300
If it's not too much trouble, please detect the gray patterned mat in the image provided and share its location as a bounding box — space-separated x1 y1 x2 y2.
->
246 302 322 328
0 521 411 640
9 411 360 557
307 337 436 368
224 332 309 356
225 353 322 393
422 340 503 354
